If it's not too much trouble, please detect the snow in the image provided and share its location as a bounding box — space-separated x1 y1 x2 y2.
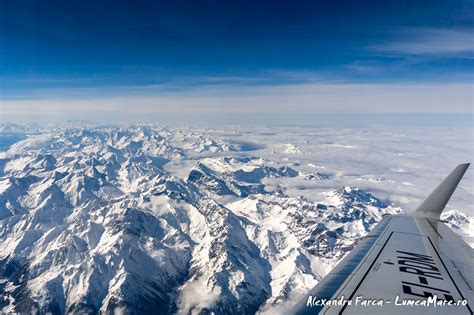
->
283 144 302 154
0 122 472 314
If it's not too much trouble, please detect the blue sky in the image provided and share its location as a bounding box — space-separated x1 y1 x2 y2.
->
0 0 473 121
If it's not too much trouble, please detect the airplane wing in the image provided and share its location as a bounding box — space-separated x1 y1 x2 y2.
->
294 163 473 315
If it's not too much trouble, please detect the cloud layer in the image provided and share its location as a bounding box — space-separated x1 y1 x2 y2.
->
1 82 472 121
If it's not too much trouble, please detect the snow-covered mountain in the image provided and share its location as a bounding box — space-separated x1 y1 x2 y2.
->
0 125 471 314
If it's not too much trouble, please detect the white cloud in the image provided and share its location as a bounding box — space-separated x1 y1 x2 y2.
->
1 82 472 120
370 28 474 56
177 277 220 314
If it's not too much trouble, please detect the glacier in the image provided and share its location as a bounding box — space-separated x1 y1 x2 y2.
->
0 123 472 314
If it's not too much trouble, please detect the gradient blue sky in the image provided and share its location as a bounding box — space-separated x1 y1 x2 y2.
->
0 0 473 121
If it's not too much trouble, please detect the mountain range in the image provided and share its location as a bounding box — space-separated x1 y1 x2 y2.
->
0 124 471 314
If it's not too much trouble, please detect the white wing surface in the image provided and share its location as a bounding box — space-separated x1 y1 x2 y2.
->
295 164 473 315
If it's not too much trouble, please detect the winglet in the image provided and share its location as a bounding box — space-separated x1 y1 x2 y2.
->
413 163 470 219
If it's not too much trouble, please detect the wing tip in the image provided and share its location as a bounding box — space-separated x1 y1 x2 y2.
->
413 163 470 219
456 163 470 174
